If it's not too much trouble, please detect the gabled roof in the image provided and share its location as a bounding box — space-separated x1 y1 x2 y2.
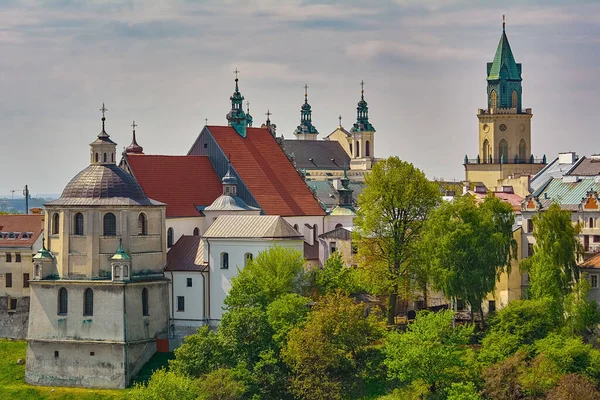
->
283 140 350 170
0 214 43 248
530 155 583 192
529 177 600 211
325 126 351 139
566 156 600 177
580 253 600 269
165 235 207 272
126 155 222 218
488 29 521 81
206 126 325 216
204 215 303 239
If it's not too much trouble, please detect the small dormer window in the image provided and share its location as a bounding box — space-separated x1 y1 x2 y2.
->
8 232 17 239
225 187 230 195
103 153 107 163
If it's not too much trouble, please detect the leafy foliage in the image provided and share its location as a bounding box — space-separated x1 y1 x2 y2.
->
546 374 600 400
353 157 441 323
282 291 385 400
195 368 246 400
446 381 482 400
482 351 527 400
266 293 311 345
423 195 517 322
384 310 474 394
169 326 231 378
563 275 600 337
315 251 360 295
130 368 196 400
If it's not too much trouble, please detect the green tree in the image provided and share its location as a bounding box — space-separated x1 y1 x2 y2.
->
196 368 246 400
563 275 600 337
282 291 385 400
521 203 582 305
546 374 600 400
315 251 360 295
266 293 311 345
423 195 517 323
447 382 482 400
482 351 527 400
130 368 196 400
224 246 307 309
169 326 232 378
353 157 441 324
384 310 474 394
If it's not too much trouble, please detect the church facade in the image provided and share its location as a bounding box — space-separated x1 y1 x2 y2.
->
464 20 546 191
25 112 169 389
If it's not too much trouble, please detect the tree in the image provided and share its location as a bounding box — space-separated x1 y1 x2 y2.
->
196 368 246 400
315 251 360 295
563 275 600 337
521 203 582 305
353 157 441 324
546 374 600 400
169 326 232 378
384 310 474 394
130 368 197 400
423 195 517 323
224 246 307 309
482 352 527 400
266 293 311 345
447 382 482 400
282 291 385 400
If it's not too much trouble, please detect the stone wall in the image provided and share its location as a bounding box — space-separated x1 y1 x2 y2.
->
0 296 29 339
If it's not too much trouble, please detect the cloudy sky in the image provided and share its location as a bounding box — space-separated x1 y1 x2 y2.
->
1 0 599 196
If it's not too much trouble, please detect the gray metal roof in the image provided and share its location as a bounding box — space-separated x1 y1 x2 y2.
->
204 215 303 239
532 177 600 210
530 155 583 192
283 140 350 170
204 194 260 212
566 156 600 177
47 164 163 207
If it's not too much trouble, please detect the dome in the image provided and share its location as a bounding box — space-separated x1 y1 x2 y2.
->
204 194 260 212
48 164 160 206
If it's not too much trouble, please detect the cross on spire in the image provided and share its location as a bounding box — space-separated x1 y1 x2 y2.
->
246 101 250 113
205 118 208 126
502 14 505 32
360 80 365 99
338 115 342 126
234 68 240 80
304 83 308 103
100 102 108 131
131 120 137 131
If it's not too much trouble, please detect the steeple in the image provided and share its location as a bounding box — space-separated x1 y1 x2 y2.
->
351 80 375 132
338 164 353 207
245 101 253 128
293 84 319 140
226 68 248 138
486 16 523 111
125 120 144 154
90 103 117 165
221 159 238 196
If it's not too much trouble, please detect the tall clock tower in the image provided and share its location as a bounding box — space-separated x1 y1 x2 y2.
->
464 18 545 192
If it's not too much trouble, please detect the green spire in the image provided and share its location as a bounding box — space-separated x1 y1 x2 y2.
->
294 84 319 137
351 80 375 132
111 238 131 261
226 68 248 138
245 101 253 128
33 238 54 260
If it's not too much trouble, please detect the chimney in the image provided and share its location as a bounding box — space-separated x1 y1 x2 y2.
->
559 152 577 164
462 181 469 195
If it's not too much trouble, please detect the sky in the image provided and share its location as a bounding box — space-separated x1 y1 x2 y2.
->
1 0 599 196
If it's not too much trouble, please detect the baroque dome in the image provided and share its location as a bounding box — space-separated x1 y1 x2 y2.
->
48 164 161 206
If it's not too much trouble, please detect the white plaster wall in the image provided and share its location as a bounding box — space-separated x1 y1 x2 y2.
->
284 216 324 245
166 217 204 247
168 271 205 327
324 215 354 233
207 238 304 324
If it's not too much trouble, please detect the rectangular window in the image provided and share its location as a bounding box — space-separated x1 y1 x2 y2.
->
54 351 59 358
8 298 17 311
5 253 11 263
15 253 21 263
330 242 337 254
177 296 185 312
594 236 600 243
5 273 12 288
23 273 29 288
186 278 192 287
527 219 534 232
591 275 599 289
488 300 496 313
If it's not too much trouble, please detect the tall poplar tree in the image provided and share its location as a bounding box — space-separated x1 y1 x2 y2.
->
353 157 441 324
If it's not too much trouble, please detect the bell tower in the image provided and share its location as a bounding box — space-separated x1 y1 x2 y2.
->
464 17 545 192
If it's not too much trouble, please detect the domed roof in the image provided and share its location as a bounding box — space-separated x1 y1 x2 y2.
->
204 194 260 212
47 164 162 207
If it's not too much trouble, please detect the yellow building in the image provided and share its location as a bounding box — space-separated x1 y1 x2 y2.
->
464 20 546 191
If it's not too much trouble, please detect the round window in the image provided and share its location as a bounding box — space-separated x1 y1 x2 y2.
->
499 124 507 131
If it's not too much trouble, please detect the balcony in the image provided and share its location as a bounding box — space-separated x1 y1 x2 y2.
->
464 156 545 165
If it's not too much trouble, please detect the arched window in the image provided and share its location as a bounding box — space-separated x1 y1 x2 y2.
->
193 227 200 236
590 218 595 229
95 153 99 163
103 153 107 163
221 252 229 269
142 288 149 316
365 140 370 157
313 224 318 244
74 213 84 236
349 143 353 157
335 223 343 229
512 90 518 109
167 227 174 248
138 213 147 235
111 153 114 163
123 265 128 278
244 253 253 267
498 139 508 163
52 213 60 235
490 90 497 108
57 287 68 315
519 139 527 162
83 288 93 316
293 224 299 231
482 139 490 164
103 213 116 236
35 264 41 279
356 141 360 158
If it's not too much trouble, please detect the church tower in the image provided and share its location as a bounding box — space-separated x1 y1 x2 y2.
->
293 84 319 140
226 69 248 138
464 17 545 191
349 80 375 171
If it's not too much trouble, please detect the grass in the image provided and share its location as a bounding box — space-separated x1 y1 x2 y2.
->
0 339 171 399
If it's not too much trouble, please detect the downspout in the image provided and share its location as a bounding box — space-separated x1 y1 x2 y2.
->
200 271 207 325
206 238 211 324
169 270 175 336
123 284 128 386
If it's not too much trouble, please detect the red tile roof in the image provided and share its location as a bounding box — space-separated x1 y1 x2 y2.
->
165 235 207 272
126 155 222 218
0 214 43 248
206 126 325 216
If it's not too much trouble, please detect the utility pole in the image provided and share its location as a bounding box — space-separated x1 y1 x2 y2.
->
23 185 29 214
